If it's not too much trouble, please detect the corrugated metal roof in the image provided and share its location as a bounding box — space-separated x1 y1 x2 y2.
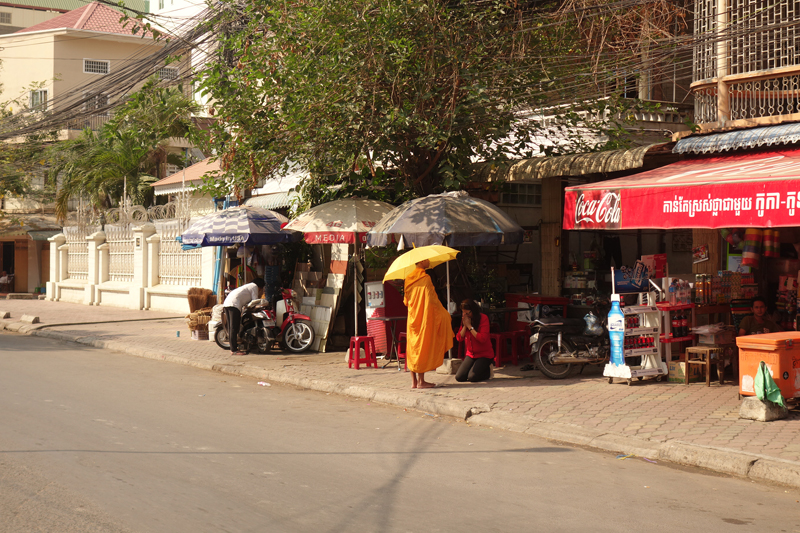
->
244 191 297 210
472 144 663 182
675 123 800 154
2 0 147 13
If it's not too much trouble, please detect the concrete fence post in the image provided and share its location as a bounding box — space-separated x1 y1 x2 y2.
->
46 233 66 301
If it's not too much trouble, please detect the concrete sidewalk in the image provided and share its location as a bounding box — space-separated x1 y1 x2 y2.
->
3 299 800 489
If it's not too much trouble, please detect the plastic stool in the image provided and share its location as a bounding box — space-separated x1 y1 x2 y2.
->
489 332 519 368
348 336 377 369
397 332 408 370
511 330 530 362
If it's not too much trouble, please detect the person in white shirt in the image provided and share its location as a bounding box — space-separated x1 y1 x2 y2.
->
223 278 266 355
0 271 8 292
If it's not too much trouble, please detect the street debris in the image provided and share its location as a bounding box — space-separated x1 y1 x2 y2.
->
257 381 271 386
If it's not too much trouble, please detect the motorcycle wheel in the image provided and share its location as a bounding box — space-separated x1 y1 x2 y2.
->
536 338 573 379
256 328 272 354
214 324 231 350
281 320 315 353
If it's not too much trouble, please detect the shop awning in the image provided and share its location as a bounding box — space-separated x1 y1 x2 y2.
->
472 143 666 182
675 123 800 154
244 191 297 210
563 148 800 230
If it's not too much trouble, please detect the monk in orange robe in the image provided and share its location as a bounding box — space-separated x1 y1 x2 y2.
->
404 259 454 388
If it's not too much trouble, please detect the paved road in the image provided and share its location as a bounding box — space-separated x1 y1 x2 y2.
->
2 335 798 533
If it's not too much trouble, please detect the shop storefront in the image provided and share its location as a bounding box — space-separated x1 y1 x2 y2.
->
563 145 800 354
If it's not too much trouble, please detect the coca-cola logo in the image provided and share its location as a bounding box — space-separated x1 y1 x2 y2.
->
574 191 621 227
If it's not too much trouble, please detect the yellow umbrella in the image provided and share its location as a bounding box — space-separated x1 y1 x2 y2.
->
383 245 460 282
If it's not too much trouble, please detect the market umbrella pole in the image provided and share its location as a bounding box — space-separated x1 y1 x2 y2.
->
353 242 359 336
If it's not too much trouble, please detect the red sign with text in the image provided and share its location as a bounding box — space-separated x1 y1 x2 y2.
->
563 149 800 230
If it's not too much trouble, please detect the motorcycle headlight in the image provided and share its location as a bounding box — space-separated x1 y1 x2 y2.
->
253 311 268 319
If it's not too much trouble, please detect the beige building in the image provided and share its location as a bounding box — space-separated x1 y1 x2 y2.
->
0 1 187 136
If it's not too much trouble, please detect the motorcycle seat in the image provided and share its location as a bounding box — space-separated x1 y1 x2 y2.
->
532 317 585 328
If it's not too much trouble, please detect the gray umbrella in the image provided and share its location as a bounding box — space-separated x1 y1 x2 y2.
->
366 191 524 248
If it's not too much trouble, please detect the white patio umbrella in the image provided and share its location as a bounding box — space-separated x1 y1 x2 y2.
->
285 198 395 334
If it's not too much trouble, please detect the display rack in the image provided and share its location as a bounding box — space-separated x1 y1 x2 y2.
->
657 302 696 357
604 291 668 385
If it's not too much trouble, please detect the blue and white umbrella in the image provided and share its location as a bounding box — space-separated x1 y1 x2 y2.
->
180 206 298 246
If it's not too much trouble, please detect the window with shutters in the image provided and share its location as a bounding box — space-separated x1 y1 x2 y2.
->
29 90 48 112
0 12 11 24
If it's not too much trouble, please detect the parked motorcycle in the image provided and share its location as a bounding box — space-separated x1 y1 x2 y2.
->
529 311 609 379
214 289 315 353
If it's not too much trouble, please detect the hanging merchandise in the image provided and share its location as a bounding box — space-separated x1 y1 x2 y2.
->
741 228 762 267
720 228 745 251
763 229 780 258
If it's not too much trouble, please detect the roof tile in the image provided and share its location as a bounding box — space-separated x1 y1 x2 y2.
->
15 1 151 36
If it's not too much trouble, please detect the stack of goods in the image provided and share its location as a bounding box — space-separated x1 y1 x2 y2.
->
185 307 212 340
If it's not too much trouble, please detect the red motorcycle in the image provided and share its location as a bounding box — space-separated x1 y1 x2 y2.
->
215 289 315 353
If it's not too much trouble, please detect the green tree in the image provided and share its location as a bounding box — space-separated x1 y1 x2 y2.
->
48 79 200 221
197 0 689 203
198 0 588 200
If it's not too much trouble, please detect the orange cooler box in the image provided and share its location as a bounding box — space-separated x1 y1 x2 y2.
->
736 332 800 399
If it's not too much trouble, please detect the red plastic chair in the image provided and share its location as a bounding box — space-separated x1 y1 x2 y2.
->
348 336 377 369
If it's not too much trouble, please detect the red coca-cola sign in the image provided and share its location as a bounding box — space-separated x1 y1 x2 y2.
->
565 189 621 230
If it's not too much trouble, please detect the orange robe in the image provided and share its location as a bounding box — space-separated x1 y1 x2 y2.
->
404 267 454 373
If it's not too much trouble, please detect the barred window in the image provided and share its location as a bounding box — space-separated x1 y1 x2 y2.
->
83 93 109 115
0 12 11 24
158 67 179 81
29 90 48 112
501 183 542 206
83 59 109 75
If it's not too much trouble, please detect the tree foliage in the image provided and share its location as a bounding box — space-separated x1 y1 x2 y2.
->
199 0 610 200
47 78 200 220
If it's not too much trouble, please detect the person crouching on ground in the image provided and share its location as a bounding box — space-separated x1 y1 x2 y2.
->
223 278 266 355
455 299 494 383
404 259 454 389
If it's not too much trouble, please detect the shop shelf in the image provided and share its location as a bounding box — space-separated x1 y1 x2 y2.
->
623 347 658 356
624 327 660 336
621 305 659 315
659 334 695 343
656 302 695 311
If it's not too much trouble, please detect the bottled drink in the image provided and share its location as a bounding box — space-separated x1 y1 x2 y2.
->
608 294 625 365
681 311 690 338
668 282 677 306
671 312 680 338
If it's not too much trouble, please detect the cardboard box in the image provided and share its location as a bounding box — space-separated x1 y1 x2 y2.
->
667 361 705 383
698 329 735 345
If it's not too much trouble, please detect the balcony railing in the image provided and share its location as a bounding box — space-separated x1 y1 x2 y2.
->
692 0 800 129
66 114 110 131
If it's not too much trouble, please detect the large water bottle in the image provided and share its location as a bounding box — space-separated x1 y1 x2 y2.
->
608 294 625 366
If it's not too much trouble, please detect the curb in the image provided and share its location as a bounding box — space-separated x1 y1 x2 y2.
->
14 325 800 490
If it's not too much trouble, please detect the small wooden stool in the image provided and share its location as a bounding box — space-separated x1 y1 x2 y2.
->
685 346 724 386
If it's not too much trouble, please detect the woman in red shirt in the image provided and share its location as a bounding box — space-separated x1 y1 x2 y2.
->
455 299 494 382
